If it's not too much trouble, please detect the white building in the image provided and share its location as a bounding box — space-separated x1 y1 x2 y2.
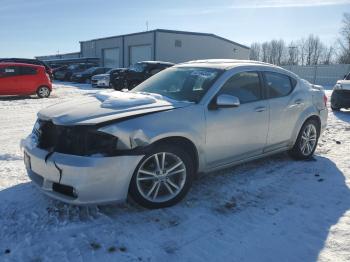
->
37 29 250 67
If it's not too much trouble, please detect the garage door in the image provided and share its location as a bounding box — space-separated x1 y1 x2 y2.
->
129 45 152 65
103 48 120 68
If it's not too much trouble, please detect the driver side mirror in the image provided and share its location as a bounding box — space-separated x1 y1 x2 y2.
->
215 94 240 108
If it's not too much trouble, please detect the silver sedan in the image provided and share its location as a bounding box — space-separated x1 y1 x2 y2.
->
23 60 328 208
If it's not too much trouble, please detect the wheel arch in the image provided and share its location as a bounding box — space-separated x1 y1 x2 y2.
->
151 136 200 175
291 113 322 146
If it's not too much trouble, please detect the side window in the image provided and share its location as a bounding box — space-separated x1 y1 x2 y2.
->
264 72 293 98
150 67 162 75
219 71 262 104
19 66 37 76
2 66 18 77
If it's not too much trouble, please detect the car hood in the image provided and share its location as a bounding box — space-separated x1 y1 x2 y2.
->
337 80 350 90
92 73 109 80
38 91 192 125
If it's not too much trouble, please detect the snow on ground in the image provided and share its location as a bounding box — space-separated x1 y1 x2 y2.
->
0 83 349 262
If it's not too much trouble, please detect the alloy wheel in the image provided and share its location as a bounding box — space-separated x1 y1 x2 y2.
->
300 124 317 156
136 152 187 203
38 87 50 98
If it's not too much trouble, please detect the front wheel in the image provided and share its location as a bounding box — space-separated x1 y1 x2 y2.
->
36 86 51 98
289 119 320 160
331 105 340 111
129 145 194 209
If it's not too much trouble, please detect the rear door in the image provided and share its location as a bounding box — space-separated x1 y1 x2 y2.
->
262 71 302 152
16 66 38 94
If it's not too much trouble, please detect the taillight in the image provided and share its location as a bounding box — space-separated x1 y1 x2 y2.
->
323 94 328 107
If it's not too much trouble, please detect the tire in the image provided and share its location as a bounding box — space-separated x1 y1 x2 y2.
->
36 86 51 98
289 119 320 160
331 105 340 111
129 144 195 209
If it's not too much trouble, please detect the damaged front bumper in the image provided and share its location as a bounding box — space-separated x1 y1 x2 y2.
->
22 137 144 205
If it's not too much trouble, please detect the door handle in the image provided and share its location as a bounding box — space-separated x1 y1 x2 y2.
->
255 106 266 112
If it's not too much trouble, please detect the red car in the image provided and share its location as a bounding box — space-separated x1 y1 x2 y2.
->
0 63 52 98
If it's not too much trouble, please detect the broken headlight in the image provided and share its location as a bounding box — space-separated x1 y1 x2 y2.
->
83 130 118 157
36 120 119 157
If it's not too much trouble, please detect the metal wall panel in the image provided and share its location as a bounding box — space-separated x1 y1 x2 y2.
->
283 64 350 87
102 48 120 68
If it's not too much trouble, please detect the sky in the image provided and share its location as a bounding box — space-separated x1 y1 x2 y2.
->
0 0 349 58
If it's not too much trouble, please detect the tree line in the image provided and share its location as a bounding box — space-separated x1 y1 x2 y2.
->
249 13 350 66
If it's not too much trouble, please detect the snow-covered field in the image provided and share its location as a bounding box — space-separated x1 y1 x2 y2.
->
0 83 349 262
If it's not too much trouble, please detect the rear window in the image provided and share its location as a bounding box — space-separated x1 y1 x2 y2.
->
19 66 37 75
264 72 294 98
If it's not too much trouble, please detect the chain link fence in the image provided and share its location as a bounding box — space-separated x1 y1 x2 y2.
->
282 64 350 87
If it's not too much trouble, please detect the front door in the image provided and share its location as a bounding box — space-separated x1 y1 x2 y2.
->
205 71 269 168
0 66 19 95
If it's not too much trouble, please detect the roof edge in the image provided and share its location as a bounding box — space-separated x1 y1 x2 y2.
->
79 29 250 49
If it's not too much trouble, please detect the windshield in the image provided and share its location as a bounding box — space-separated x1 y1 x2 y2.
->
83 67 98 74
129 63 147 72
131 67 223 103
67 65 79 70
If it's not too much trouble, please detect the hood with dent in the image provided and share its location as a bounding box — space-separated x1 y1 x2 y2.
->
38 91 191 125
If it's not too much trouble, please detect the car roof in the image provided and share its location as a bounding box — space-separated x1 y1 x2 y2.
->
137 61 175 66
176 59 278 69
0 62 45 68
175 59 300 79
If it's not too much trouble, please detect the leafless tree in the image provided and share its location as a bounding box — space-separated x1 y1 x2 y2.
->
261 42 271 63
338 13 350 63
304 34 325 65
249 43 261 61
321 46 335 64
287 42 299 65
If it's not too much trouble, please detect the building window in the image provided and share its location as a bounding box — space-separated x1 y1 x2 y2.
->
175 40 182 48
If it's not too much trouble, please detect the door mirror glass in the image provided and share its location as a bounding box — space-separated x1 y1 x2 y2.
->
216 94 240 108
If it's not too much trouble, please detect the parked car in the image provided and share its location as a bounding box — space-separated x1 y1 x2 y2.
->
110 61 174 90
91 68 127 88
0 58 53 79
331 72 350 111
0 63 52 98
54 63 96 81
22 59 328 209
71 67 112 83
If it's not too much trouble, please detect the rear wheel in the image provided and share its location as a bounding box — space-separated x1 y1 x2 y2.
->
129 144 194 209
36 86 50 98
289 119 320 160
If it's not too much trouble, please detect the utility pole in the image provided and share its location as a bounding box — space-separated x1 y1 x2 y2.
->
146 21 149 31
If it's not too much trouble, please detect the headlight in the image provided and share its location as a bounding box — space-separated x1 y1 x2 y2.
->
76 74 82 77
334 83 343 90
